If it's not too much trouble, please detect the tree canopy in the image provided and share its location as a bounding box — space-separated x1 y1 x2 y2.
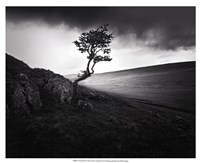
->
73 24 114 79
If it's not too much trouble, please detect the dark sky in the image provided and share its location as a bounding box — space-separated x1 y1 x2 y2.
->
6 7 195 50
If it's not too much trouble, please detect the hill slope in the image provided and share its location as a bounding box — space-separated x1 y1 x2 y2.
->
80 62 195 114
6 55 195 158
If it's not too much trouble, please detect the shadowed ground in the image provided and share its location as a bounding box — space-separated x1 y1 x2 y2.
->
7 86 195 158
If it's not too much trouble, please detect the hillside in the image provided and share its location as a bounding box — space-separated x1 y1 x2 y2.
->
80 62 195 114
6 54 195 158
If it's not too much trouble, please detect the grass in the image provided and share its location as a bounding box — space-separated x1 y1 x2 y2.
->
6 86 195 158
80 61 195 113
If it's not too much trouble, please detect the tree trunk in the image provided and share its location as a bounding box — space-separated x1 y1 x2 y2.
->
71 58 93 106
71 73 91 106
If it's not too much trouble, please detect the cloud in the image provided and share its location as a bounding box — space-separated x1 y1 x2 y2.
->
6 7 195 50
6 21 195 75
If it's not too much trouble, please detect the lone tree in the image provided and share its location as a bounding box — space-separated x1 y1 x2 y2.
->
71 24 114 105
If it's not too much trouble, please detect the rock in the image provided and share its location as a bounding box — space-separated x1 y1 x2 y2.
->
7 72 43 116
6 54 73 117
30 68 73 104
20 80 43 111
19 73 28 80
10 82 30 116
19 73 43 111
44 75 72 104
77 100 95 111
87 102 95 111
78 100 85 108
31 77 45 87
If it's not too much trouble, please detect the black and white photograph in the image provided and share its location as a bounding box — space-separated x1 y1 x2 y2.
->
5 6 196 158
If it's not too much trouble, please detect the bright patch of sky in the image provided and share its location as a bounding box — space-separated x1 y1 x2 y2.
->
6 22 195 75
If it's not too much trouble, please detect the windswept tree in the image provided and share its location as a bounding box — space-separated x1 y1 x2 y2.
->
71 24 114 105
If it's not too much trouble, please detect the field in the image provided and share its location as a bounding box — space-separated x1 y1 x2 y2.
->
79 62 195 114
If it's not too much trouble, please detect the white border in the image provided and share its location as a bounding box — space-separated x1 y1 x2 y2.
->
1 0 198 162
2 0 197 6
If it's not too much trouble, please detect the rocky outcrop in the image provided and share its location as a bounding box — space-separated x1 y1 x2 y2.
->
31 68 73 104
6 53 100 117
10 82 30 115
6 54 73 117
44 75 72 104
19 73 43 110
7 73 43 116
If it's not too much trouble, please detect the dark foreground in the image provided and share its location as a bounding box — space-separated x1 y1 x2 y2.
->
7 86 195 158
6 55 195 158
